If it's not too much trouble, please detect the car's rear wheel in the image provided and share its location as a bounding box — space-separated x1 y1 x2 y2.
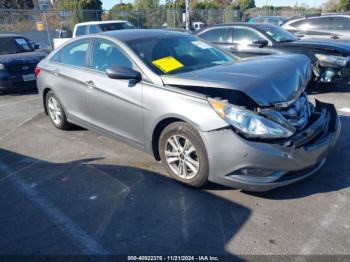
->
46 91 71 130
159 122 209 187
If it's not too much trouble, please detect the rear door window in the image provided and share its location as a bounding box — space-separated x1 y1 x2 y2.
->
89 24 102 34
232 27 266 44
198 28 231 43
332 17 350 30
291 17 331 31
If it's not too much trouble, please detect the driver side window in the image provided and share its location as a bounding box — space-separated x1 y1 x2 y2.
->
91 39 133 72
232 27 265 45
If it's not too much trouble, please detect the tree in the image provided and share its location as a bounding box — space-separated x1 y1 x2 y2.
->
338 0 350 10
234 0 255 11
0 0 34 9
110 3 139 26
56 0 103 28
323 0 339 11
133 0 160 28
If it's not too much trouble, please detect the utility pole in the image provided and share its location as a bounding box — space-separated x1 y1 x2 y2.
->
185 0 190 31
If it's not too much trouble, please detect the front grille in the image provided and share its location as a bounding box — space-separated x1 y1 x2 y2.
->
275 94 310 130
260 94 311 132
6 63 37 75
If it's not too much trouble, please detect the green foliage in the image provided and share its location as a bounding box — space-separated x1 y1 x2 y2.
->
234 0 255 11
194 0 219 9
338 0 350 11
0 0 34 9
109 3 139 26
224 4 241 23
132 0 162 28
56 0 103 28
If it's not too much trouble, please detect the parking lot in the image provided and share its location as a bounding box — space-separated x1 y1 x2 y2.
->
0 85 349 257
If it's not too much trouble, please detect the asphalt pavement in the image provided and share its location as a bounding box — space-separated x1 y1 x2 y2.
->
0 86 349 258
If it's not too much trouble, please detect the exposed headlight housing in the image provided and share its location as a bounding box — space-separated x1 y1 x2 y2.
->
0 63 4 70
208 98 294 139
315 54 349 67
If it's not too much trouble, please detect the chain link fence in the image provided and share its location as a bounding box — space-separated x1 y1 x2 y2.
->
0 7 314 49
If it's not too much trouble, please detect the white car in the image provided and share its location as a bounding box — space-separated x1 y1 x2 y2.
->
53 20 135 49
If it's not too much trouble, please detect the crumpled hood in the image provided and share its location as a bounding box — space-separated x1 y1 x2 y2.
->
161 54 312 107
0 51 45 66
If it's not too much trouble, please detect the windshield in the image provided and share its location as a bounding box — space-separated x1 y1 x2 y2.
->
100 22 136 31
0 37 34 55
258 25 298 42
127 35 236 75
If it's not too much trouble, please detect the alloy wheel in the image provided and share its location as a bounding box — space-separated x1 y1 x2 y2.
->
164 135 200 179
48 96 62 126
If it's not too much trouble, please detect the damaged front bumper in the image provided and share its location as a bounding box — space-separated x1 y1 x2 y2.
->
201 100 341 192
314 58 350 84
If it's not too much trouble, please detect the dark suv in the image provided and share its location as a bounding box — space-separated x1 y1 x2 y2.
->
282 14 350 41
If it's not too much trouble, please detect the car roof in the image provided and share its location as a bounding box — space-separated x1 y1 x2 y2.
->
199 23 272 30
287 13 350 22
252 16 286 19
76 20 127 26
102 29 186 42
0 34 23 38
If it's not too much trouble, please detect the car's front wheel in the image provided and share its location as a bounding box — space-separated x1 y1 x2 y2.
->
159 122 209 187
46 91 71 130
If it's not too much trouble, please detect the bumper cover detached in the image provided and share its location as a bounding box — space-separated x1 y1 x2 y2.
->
202 100 341 192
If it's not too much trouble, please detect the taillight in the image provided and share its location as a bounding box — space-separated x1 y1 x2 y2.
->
34 67 41 77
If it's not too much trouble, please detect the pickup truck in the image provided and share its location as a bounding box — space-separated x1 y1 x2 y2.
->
53 20 135 49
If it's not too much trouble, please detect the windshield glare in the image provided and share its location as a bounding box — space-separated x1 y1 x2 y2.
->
258 25 298 42
127 35 236 75
0 37 34 55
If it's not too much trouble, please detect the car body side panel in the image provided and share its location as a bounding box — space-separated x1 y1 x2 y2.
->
84 70 144 147
141 82 229 154
45 63 90 123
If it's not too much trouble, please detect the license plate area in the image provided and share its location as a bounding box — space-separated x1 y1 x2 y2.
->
23 74 36 82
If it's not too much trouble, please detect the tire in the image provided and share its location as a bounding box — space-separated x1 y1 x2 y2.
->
45 91 71 130
159 122 209 187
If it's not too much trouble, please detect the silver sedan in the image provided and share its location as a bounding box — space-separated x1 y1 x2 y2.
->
35 29 340 191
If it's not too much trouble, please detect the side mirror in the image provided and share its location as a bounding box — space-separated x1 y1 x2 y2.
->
106 67 142 81
252 39 268 48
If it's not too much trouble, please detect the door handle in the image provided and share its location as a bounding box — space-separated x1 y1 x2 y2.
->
85 80 96 89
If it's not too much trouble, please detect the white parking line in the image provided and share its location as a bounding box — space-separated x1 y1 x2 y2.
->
0 159 109 255
339 107 350 114
0 97 37 107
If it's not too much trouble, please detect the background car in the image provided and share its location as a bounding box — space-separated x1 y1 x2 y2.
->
282 13 350 41
249 16 287 26
53 20 136 49
0 34 46 91
36 30 340 191
196 23 350 86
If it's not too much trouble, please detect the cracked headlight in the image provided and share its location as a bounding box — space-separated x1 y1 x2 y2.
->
0 63 4 70
208 98 294 139
315 54 349 67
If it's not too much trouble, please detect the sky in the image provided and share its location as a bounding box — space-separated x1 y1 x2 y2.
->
102 0 326 10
